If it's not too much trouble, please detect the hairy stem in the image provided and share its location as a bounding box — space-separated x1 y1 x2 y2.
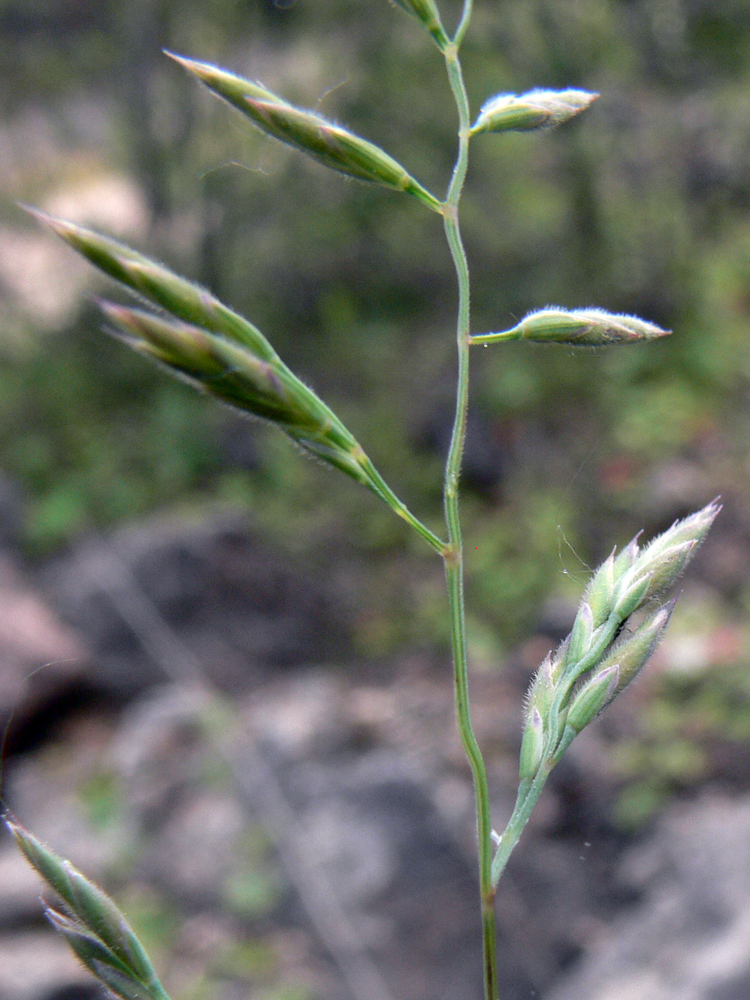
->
442 19 499 1000
491 768 550 886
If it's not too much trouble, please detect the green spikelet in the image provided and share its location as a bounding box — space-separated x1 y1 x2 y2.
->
565 664 619 734
582 549 616 629
471 89 599 136
6 819 171 1000
518 705 545 782
23 208 278 360
518 502 720 777
166 54 442 212
471 308 670 347
619 500 721 602
26 208 393 494
102 304 376 488
566 602 594 667
596 601 675 708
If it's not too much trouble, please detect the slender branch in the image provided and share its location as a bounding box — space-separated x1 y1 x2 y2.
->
453 0 474 48
361 457 448 554
441 34 499 1000
490 768 550 887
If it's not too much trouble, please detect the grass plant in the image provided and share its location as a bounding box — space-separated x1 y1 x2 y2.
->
4 3 719 999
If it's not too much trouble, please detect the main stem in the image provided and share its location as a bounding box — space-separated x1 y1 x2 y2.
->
441 17 499 1000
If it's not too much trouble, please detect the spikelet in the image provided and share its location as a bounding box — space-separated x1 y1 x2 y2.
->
471 89 598 136
471 308 670 347
518 500 719 775
166 54 442 212
28 209 385 493
6 818 171 1000
388 0 448 47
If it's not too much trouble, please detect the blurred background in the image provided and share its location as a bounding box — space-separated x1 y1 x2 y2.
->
2 1 750 998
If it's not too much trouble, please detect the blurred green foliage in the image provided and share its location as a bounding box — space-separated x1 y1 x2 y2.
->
613 658 750 828
2 0 750 655
223 826 282 918
77 768 124 830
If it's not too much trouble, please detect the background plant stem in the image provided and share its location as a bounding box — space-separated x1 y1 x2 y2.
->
441 12 499 1000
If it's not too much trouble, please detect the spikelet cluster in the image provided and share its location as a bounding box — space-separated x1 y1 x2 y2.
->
518 501 720 784
27 209 387 493
5 819 171 1000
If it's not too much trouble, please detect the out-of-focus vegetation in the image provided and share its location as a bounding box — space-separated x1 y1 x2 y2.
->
612 651 750 826
613 588 750 827
2 0 750 677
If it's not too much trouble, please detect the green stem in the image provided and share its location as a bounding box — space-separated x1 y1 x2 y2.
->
491 767 550 886
441 26 499 1000
470 329 523 346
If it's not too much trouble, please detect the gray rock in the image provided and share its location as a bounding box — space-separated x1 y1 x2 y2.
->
108 684 212 821
0 931 100 1000
142 789 249 905
0 847 45 927
39 512 353 697
241 672 486 1000
0 554 87 740
545 794 750 1000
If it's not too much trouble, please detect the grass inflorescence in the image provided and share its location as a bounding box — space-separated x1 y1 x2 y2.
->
11 4 720 1000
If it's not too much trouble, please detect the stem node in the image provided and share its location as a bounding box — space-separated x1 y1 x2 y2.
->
443 543 461 567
